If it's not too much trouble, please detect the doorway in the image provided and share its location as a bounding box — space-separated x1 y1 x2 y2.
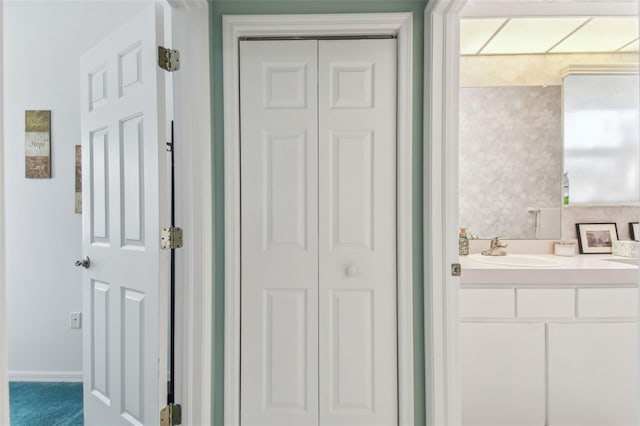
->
223 13 415 426
0 1 212 423
2 2 150 423
425 1 640 424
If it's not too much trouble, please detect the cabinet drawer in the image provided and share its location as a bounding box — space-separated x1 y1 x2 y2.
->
459 289 515 318
577 288 638 318
517 289 575 318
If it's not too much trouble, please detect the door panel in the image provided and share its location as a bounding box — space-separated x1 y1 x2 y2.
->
80 4 168 425
329 289 374 411
264 289 308 409
121 114 145 246
329 131 374 248
240 40 319 426
90 129 109 243
460 323 546 426
264 132 309 249
91 280 110 403
547 323 638 426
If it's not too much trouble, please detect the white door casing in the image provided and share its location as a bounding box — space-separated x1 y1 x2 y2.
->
223 13 414 426
80 4 169 425
240 38 398 426
168 1 213 425
424 2 465 425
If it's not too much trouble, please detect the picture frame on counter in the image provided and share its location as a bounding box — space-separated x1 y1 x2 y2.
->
576 223 618 254
629 222 639 241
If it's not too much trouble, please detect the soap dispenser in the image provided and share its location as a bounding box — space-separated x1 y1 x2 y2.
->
563 172 570 205
459 227 469 256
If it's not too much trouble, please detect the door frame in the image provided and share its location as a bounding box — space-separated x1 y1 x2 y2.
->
423 2 465 424
0 1 213 424
0 1 8 423
168 1 213 425
424 1 640 425
222 13 414 426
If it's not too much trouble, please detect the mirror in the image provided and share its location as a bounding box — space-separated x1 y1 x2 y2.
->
459 83 563 239
458 18 639 240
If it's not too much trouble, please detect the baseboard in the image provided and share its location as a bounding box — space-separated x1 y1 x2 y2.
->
8 370 82 382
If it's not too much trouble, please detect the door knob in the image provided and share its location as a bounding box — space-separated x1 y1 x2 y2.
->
75 256 90 269
346 264 358 277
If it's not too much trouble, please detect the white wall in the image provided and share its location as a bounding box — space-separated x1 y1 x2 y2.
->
3 0 149 380
0 0 9 420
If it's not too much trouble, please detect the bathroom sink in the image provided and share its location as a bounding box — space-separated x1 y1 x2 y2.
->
467 253 562 268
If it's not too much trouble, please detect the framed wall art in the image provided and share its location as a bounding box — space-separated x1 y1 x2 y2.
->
629 222 639 241
75 145 82 213
25 110 51 178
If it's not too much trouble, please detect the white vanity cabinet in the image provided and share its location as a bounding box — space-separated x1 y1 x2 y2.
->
459 277 638 426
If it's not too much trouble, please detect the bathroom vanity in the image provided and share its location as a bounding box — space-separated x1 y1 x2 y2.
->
459 254 638 426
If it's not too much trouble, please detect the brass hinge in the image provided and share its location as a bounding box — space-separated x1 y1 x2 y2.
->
451 263 462 277
160 403 182 426
161 227 183 250
158 46 180 72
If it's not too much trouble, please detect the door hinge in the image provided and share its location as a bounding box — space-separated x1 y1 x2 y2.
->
161 227 183 249
451 263 462 277
160 403 182 426
158 46 180 72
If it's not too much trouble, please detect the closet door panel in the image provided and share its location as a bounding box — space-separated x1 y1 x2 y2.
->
318 39 398 426
240 40 319 426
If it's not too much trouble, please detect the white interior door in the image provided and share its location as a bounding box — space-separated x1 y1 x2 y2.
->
80 4 169 425
240 38 397 426
240 39 320 426
317 39 397 426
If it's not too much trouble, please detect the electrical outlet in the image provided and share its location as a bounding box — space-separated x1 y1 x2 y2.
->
70 312 82 329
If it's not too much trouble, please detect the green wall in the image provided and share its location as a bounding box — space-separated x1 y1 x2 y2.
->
209 1 426 424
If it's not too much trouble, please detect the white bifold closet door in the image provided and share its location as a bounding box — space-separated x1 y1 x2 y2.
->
240 38 397 426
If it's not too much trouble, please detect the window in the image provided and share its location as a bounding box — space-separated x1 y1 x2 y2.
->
563 72 639 204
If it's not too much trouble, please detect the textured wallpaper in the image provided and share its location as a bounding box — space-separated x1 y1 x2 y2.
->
460 52 638 87
459 86 562 239
562 206 640 241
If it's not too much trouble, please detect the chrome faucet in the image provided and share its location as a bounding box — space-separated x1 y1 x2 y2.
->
482 236 508 256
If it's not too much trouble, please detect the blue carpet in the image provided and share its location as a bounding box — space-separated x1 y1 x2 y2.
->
9 382 83 426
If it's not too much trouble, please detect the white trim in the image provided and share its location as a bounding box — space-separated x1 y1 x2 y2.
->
167 0 207 9
426 1 640 425
0 2 8 424
561 63 639 78
8 371 83 382
171 2 212 426
223 13 414 426
425 1 466 425
460 0 638 18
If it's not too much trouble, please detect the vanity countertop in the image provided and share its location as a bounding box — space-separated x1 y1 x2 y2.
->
460 254 638 285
